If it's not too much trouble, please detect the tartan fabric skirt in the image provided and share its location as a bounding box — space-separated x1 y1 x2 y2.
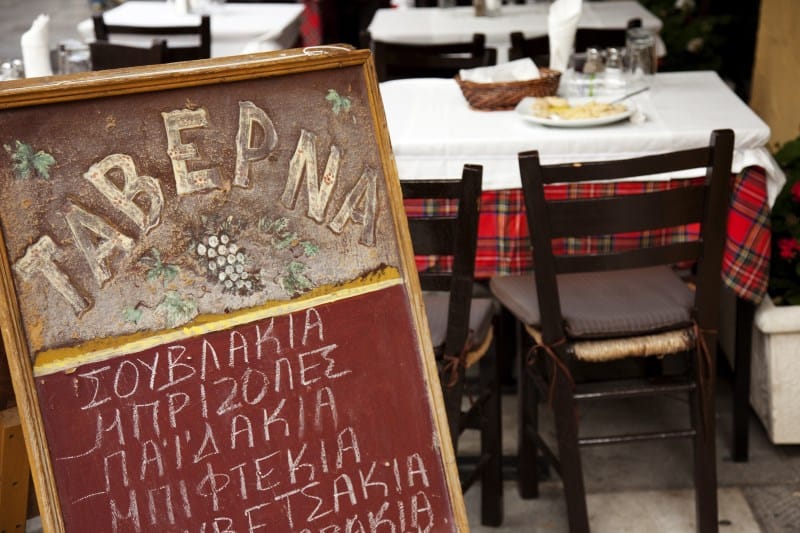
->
403 166 770 304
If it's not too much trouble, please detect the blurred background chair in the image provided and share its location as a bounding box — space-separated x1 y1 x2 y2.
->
89 38 167 70
414 0 472 5
575 17 641 52
92 14 211 62
508 18 641 69
364 32 496 82
490 130 734 532
508 32 549 66
401 165 503 527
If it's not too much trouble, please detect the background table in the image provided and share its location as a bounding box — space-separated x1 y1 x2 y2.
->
368 1 664 62
78 1 305 58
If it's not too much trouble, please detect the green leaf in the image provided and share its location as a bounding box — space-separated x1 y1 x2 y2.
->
156 291 197 328
274 232 297 250
123 306 144 324
5 140 55 180
326 89 351 115
141 248 179 285
301 241 319 256
32 151 56 180
775 138 800 168
280 261 314 295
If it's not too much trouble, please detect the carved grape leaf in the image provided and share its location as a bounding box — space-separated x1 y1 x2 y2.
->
325 89 351 115
4 140 56 180
156 291 198 328
140 248 179 285
279 261 314 296
122 306 144 324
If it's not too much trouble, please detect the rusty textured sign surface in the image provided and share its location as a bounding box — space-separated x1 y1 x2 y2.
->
0 50 465 531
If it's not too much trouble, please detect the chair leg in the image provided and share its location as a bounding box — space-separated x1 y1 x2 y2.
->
691 345 719 533
496 305 518 388
479 343 504 526
732 296 754 462
441 368 465 452
517 328 540 499
551 366 590 533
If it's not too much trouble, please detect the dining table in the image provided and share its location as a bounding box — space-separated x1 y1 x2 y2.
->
368 1 665 63
381 70 781 297
77 1 306 58
381 69 781 463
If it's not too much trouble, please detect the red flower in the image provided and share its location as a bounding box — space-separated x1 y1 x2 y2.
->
777 237 800 260
792 181 800 202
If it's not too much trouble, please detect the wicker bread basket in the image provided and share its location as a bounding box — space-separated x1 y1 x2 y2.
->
455 68 561 111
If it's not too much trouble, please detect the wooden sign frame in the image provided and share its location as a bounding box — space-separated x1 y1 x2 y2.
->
0 47 466 531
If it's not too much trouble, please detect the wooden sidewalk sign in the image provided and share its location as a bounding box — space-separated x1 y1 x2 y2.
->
0 47 466 531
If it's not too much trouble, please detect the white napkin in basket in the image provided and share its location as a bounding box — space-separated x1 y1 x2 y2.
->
548 0 582 72
459 58 541 84
21 14 53 78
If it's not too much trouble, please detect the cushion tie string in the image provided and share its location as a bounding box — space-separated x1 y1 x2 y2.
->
526 337 573 406
441 330 474 388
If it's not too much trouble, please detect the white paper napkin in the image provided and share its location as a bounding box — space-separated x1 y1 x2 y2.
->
548 0 582 72
459 58 541 84
21 14 53 78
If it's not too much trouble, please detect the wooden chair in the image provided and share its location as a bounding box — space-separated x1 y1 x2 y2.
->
92 14 211 62
414 0 473 5
401 165 503 527
575 18 642 52
89 39 168 70
508 32 549 66
365 32 497 82
490 130 734 532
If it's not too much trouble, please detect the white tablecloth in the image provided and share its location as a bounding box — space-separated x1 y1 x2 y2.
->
368 1 664 61
78 1 305 58
380 71 784 204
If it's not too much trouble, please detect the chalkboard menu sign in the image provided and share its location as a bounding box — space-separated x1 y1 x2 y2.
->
0 48 466 531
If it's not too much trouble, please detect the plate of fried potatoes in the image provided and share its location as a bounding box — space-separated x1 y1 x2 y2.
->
515 96 634 127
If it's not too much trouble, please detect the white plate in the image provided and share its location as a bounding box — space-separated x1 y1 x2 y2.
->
515 96 634 128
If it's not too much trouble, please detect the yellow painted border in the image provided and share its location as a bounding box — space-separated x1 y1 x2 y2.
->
34 267 401 377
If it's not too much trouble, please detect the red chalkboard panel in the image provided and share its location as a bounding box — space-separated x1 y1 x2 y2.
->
0 48 466 531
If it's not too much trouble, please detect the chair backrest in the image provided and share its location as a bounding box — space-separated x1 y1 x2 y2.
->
508 31 549 65
574 18 641 52
92 14 211 62
401 165 482 356
367 32 497 82
415 0 473 5
89 39 168 70
518 129 734 343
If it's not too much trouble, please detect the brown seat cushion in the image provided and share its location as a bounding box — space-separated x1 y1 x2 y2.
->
423 292 495 350
490 266 693 339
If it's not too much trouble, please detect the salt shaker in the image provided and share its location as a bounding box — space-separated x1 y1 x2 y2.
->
604 47 625 93
0 62 12 81
11 59 24 79
582 48 604 74
485 0 501 16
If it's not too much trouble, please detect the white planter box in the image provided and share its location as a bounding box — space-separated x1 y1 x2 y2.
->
750 296 800 443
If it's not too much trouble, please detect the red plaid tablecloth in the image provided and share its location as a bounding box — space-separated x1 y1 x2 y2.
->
300 1 322 46
404 166 771 304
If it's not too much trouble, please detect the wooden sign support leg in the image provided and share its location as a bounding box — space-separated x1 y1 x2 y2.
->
0 408 30 532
